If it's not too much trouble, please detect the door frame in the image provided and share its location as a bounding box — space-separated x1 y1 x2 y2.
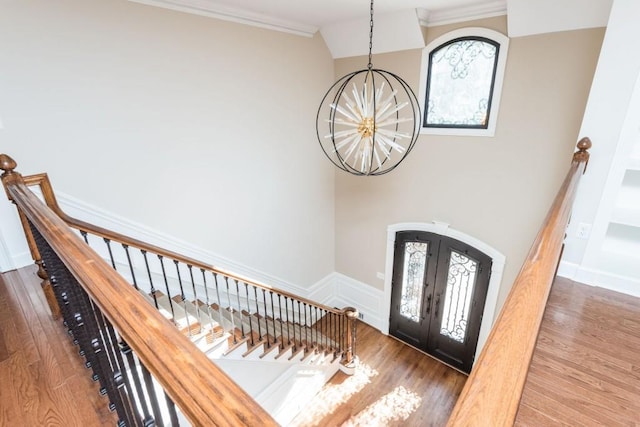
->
382 221 505 367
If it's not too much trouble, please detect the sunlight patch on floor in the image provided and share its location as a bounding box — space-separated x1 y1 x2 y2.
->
291 361 379 426
341 386 422 427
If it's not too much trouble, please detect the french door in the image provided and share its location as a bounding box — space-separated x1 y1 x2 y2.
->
389 231 492 374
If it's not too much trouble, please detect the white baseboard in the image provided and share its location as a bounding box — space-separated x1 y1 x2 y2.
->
558 260 640 298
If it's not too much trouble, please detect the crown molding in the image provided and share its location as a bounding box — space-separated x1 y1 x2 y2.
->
418 0 507 27
128 0 318 37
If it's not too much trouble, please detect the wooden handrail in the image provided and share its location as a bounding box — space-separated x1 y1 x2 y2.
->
1 156 278 426
446 138 592 426
18 172 351 319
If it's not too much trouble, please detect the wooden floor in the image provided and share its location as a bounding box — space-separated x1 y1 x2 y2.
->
0 266 117 426
290 322 467 427
3 267 640 427
515 276 640 426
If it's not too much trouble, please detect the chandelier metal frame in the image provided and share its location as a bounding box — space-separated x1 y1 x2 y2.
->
316 0 421 176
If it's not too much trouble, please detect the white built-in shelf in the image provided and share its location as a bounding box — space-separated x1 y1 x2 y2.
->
599 249 640 279
603 222 640 257
610 207 640 228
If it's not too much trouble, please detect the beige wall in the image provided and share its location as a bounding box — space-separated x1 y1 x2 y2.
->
0 0 336 285
334 16 605 313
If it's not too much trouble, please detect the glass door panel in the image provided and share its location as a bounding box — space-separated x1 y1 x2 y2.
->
400 242 428 323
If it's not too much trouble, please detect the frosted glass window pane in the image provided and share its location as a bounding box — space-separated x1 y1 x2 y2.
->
400 242 428 323
440 250 478 343
425 38 498 128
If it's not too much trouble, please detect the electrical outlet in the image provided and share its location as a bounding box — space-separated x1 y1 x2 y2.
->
576 222 592 239
376 272 385 280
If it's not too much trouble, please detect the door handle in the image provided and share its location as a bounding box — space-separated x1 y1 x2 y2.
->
434 294 441 317
425 294 432 315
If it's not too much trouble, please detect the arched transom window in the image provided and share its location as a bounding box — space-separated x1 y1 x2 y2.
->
419 28 509 137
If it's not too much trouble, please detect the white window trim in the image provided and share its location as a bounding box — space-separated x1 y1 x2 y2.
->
418 27 510 137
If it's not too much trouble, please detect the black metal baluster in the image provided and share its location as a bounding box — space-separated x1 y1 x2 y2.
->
158 255 176 319
324 309 328 352
103 322 144 427
213 273 223 326
89 309 134 426
261 289 269 347
314 307 319 350
141 250 160 310
164 391 180 427
80 230 89 244
174 261 191 337
93 308 139 427
297 301 302 351
49 274 75 341
303 303 309 350
337 311 345 354
32 222 128 424
278 295 284 350
224 277 237 343
269 292 276 347
201 269 215 331
120 340 153 424
188 265 201 335
331 313 340 351
244 284 255 346
71 281 125 421
253 287 263 344
104 238 117 270
234 280 245 339
140 362 165 426
284 296 292 347
31 223 103 388
122 244 139 290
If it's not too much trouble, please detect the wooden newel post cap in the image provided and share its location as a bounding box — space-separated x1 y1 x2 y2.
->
573 137 592 166
0 154 17 177
344 307 359 319
577 137 592 152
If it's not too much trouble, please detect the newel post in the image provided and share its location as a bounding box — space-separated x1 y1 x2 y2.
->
573 137 592 172
0 154 61 319
343 307 359 368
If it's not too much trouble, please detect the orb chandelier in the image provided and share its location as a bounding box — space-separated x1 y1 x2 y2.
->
316 0 421 176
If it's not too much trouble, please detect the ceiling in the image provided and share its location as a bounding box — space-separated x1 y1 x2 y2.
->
130 0 508 36
129 0 612 57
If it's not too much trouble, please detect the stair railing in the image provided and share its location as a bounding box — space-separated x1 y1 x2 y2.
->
13 168 358 366
0 154 280 426
446 138 592 426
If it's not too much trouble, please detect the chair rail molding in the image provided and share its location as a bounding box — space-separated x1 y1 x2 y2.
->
383 221 505 361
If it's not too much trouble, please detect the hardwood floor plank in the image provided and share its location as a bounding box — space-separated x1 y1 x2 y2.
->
1 270 39 364
0 268 118 426
516 403 573 427
516 277 640 426
291 322 467 427
0 357 18 424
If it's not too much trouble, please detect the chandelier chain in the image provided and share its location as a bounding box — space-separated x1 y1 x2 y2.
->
368 0 374 69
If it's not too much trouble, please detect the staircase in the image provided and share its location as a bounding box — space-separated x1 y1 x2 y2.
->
0 157 357 427
138 288 345 425
73 224 358 426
